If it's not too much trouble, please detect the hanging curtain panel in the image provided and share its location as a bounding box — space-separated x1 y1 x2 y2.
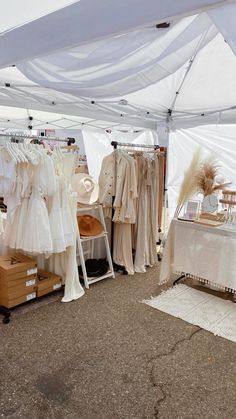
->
18 14 217 98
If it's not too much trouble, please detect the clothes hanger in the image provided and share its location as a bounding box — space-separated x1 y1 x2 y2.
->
8 141 21 163
54 144 60 160
12 142 26 163
25 142 40 165
57 144 64 160
16 143 28 163
43 140 53 156
20 142 35 163
5 142 17 163
30 143 43 161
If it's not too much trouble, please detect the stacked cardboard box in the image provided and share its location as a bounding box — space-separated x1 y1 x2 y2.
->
0 253 37 308
37 269 62 297
0 254 62 309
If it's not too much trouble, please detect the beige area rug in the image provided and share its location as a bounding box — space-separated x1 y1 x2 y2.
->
144 284 236 343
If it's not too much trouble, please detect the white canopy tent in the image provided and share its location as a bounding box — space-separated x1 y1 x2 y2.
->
1 0 236 216
0 3 236 129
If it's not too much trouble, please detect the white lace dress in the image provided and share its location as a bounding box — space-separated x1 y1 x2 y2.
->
21 154 56 255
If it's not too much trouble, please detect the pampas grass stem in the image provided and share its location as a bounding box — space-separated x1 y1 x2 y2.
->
174 148 202 218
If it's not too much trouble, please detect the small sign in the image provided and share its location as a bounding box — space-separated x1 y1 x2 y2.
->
26 292 36 301
53 283 61 290
26 279 36 287
27 268 37 276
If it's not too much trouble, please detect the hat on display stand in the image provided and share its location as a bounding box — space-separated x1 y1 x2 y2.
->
70 173 99 205
78 259 108 279
77 215 103 236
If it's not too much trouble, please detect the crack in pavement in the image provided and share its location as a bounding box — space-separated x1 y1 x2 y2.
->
153 384 167 419
146 327 201 419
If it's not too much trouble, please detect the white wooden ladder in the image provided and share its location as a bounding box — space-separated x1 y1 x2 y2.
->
77 204 115 289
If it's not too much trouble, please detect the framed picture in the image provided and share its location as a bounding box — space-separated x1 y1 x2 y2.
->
181 200 200 221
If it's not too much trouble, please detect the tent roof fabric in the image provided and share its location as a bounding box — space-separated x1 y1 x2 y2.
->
0 0 231 68
0 1 236 130
0 0 77 33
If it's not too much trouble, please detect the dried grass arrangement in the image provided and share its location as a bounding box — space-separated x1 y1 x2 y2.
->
174 148 202 218
195 157 230 197
175 153 230 218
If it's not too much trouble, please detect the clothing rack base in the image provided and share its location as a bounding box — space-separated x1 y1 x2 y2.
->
0 306 11 323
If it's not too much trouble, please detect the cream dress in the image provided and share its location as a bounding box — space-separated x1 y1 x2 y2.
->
134 155 158 272
112 152 138 275
47 152 84 302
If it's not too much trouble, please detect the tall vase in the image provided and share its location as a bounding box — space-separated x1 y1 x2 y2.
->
201 193 218 213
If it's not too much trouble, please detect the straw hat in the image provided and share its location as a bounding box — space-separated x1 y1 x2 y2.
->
77 215 103 236
70 173 99 204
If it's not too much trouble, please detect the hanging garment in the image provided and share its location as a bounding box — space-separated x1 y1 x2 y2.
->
60 178 75 248
21 154 56 255
113 223 134 275
47 191 85 302
3 163 26 248
0 149 16 197
113 151 138 224
133 155 148 273
15 163 33 250
99 149 159 275
145 157 159 267
134 155 158 272
48 153 85 302
62 193 85 302
0 143 84 303
98 152 115 218
46 176 67 254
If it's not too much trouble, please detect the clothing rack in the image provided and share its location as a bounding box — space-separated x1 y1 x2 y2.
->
110 140 159 274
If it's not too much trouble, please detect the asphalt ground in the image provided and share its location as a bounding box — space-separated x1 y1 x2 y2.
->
0 266 236 419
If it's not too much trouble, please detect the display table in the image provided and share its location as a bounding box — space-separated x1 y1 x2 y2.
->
159 219 236 293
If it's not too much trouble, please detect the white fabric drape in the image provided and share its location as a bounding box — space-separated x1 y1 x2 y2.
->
0 26 235 129
0 0 230 68
18 14 217 98
168 125 236 220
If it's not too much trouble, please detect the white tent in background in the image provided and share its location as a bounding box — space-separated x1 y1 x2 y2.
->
1 0 236 215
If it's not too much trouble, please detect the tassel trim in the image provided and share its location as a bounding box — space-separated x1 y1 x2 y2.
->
173 270 236 294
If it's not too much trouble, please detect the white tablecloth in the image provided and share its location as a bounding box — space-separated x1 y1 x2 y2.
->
159 219 236 293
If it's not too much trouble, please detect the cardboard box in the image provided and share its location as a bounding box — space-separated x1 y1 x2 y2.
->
0 270 37 282
37 269 62 297
0 289 37 308
0 274 37 290
0 253 37 279
0 276 37 299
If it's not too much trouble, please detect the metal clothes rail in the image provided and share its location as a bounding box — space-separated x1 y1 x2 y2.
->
111 140 159 150
0 132 71 143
